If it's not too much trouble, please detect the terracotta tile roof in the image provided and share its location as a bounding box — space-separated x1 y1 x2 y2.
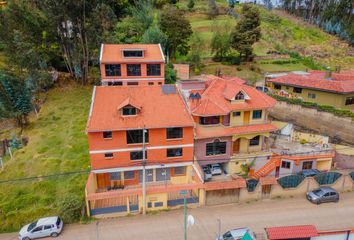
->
100 44 164 63
189 75 276 116
266 225 319 239
195 123 278 139
87 85 194 132
220 75 247 85
259 176 277 185
117 97 141 110
268 70 354 94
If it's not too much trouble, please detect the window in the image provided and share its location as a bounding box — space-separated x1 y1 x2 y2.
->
104 153 113 159
130 151 147 160
281 161 291 169
274 84 281 90
206 140 227 156
154 202 163 207
233 112 241 117
103 131 112 139
167 148 183 158
345 97 354 105
173 166 186 175
308 93 316 99
32 226 43 233
126 129 149 144
199 116 220 125
124 171 135 180
252 110 262 119
302 161 313 170
293 87 302 93
147 64 161 76
127 64 141 76
166 127 183 139
148 82 154 85
235 92 245 100
127 82 139 86
158 82 162 85
122 106 137 116
113 81 123 86
105 64 121 76
249 136 260 146
123 50 143 57
110 172 121 180
44 225 52 230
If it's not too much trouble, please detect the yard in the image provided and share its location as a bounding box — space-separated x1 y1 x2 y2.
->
0 84 92 232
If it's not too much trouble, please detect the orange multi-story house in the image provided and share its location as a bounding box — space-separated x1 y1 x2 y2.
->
85 85 202 216
99 44 165 86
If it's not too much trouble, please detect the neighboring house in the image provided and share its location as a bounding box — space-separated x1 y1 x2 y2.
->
266 70 354 110
85 85 201 216
177 75 278 176
99 44 165 86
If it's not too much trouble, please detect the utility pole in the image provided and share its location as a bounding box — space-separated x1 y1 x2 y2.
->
217 218 221 240
180 190 188 240
142 128 147 215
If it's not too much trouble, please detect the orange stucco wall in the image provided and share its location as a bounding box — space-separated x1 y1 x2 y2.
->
88 127 194 170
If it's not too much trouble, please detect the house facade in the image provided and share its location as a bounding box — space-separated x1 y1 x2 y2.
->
177 75 278 176
99 44 165 86
266 70 354 110
85 85 202 216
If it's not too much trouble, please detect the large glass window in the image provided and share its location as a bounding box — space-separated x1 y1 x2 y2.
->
147 64 161 76
345 97 354 105
110 172 121 180
199 116 220 125
124 171 135 180
249 136 260 146
127 64 141 76
166 127 183 139
252 110 262 119
130 151 147 160
126 130 149 144
123 50 143 57
173 167 186 176
206 140 227 156
167 148 183 158
105 64 121 76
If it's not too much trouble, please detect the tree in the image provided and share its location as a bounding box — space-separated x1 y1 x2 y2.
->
231 4 261 61
160 7 193 60
0 72 33 128
187 0 195 11
141 25 168 50
165 63 177 84
228 0 237 8
211 21 233 59
208 0 219 19
188 33 204 73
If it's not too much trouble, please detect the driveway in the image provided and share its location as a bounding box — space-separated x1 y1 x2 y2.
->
3 191 354 240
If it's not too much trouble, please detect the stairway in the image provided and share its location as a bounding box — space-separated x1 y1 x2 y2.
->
252 156 281 179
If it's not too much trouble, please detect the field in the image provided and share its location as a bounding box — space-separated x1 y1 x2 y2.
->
0 84 92 232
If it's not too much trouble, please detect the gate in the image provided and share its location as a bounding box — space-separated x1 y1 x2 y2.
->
205 189 240 205
277 174 305 189
261 185 271 199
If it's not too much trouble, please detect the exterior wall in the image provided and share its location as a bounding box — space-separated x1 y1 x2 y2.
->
268 83 354 110
100 62 165 85
316 158 332 170
194 136 232 162
88 127 194 170
139 193 168 211
234 134 265 153
229 109 267 126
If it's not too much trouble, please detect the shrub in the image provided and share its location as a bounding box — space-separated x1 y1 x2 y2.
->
300 139 307 144
165 63 177 83
236 66 242 71
57 194 83 223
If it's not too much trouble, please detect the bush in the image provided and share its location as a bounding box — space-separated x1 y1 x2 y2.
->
165 63 177 83
236 66 242 71
57 194 83 223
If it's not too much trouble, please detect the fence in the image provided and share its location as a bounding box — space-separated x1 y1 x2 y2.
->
277 175 305 188
315 172 342 185
246 179 259 192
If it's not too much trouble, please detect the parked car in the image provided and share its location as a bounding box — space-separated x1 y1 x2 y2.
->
255 86 271 93
297 169 320 177
306 187 339 204
210 164 222 175
217 227 257 240
203 166 212 181
19 216 63 240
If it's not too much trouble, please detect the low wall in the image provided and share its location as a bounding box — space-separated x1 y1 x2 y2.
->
335 153 354 169
269 102 354 144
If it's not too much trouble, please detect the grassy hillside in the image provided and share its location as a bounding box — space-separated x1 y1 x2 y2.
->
0 84 92 232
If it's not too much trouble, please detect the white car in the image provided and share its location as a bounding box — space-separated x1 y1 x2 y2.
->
19 216 63 240
217 227 257 240
210 164 222 175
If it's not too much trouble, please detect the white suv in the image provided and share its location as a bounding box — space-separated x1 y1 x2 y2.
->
19 216 63 240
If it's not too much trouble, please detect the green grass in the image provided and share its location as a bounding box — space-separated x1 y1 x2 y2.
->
0 84 92 232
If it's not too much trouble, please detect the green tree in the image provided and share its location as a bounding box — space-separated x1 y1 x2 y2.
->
0 72 33 128
231 4 261 61
211 20 233 59
188 33 204 73
164 63 177 84
160 7 193 60
187 0 195 11
141 25 168 50
208 0 219 19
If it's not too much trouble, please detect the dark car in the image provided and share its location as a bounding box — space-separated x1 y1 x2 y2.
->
298 169 320 177
306 187 339 204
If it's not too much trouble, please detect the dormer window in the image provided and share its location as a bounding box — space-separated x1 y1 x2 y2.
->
235 92 245 100
122 106 137 116
123 50 143 58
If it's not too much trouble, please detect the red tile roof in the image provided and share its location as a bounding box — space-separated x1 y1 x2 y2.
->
259 176 277 185
100 44 164 63
87 85 194 132
195 123 278 139
188 75 276 116
220 75 247 85
266 225 319 239
268 70 354 94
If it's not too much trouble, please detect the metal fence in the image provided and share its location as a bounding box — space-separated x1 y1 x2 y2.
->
246 179 259 192
277 175 305 189
350 172 354 181
314 172 342 185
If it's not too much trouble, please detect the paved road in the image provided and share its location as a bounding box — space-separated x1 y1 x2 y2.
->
2 192 354 240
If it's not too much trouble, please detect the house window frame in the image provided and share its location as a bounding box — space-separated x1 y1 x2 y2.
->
147 64 161 76
130 150 147 161
126 129 149 144
233 112 241 117
293 87 303 93
206 139 227 156
124 171 135 180
166 127 183 139
274 84 282 90
104 152 114 159
308 93 316 99
345 97 354 105
281 160 291 169
110 172 121 180
167 148 183 158
235 92 245 100
252 110 262 119
199 116 220 125
122 106 137 116
105 64 121 77
103 131 112 139
127 64 141 76
249 136 260 146
173 166 186 176
123 50 143 58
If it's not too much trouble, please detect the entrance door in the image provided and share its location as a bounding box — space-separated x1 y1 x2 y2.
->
275 166 280 178
97 173 110 189
233 139 240 154
302 161 313 170
262 185 271 199
244 111 250 124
